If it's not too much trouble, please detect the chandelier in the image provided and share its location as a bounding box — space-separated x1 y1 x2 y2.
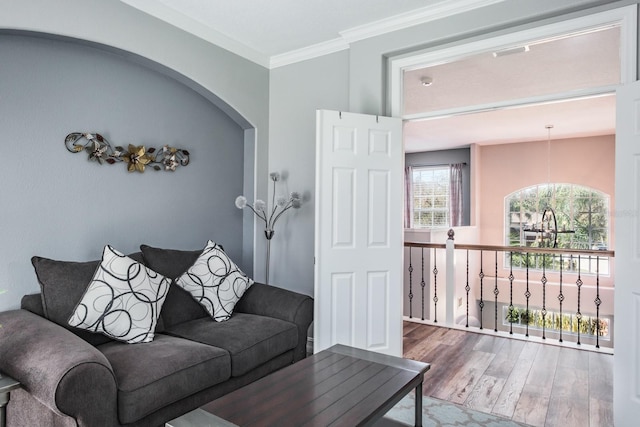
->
522 125 575 248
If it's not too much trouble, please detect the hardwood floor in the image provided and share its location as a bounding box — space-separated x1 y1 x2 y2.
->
402 322 614 427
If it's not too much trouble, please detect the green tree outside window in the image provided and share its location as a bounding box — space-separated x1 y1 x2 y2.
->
505 184 609 273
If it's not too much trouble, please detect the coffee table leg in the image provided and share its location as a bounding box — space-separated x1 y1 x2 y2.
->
414 381 423 427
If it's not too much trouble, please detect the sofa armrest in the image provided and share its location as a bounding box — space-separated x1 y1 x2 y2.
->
0 309 119 426
235 283 313 361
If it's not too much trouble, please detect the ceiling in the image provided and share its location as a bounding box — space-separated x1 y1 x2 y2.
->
403 95 616 152
119 0 618 153
403 26 619 152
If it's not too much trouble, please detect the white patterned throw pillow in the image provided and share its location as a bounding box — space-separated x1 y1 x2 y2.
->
175 240 253 322
68 245 170 344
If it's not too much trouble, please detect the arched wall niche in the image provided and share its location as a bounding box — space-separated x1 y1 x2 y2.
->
10 29 258 276
0 29 258 310
0 29 256 130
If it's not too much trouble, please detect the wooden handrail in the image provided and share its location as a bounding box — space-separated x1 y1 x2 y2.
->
404 241 615 257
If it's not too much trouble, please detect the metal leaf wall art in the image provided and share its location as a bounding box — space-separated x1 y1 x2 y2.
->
65 132 190 173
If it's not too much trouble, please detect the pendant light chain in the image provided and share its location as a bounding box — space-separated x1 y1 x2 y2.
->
546 124 553 199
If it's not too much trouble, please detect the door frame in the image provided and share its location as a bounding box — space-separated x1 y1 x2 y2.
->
386 3 637 422
613 77 640 427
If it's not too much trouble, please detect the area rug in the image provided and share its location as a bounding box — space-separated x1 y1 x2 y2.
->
376 392 530 427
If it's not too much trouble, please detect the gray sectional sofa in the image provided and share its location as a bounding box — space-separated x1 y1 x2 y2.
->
0 245 313 427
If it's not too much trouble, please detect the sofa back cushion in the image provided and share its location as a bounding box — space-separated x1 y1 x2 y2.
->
140 245 209 328
32 256 112 346
31 252 147 346
21 293 46 316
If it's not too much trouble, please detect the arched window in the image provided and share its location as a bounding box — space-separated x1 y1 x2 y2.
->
505 184 610 272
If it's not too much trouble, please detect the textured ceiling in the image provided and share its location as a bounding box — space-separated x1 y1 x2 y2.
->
403 27 619 115
404 94 616 152
403 27 619 152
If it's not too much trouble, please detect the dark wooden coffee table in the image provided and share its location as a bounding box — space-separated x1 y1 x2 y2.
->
169 344 430 427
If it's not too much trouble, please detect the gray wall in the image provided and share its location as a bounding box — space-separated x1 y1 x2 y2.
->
0 0 272 309
0 0 271 289
268 51 350 294
0 33 245 311
406 148 471 226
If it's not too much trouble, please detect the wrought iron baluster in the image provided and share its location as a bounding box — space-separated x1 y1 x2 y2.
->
541 254 547 340
400 242 611 350
465 250 470 328
408 248 413 319
595 256 601 349
525 253 530 337
576 256 583 346
421 248 425 321
508 252 514 335
433 249 438 323
494 251 499 332
479 251 484 330
558 254 564 343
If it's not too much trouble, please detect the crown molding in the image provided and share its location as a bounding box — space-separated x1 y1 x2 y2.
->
270 38 349 69
122 0 506 69
269 0 506 68
119 0 270 68
340 0 507 44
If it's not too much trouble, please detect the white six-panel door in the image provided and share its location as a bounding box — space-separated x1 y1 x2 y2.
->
314 110 403 357
614 80 640 424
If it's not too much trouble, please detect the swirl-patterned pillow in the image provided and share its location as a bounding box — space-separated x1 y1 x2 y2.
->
68 245 170 344
175 240 253 322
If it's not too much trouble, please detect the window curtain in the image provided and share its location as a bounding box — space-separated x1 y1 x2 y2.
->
404 166 413 228
449 163 464 227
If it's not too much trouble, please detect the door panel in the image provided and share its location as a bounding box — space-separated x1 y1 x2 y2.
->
314 110 403 356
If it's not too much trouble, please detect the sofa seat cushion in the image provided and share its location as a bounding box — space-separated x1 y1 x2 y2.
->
166 313 298 377
97 334 230 424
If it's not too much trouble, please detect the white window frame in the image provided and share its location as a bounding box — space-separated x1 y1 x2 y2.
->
411 165 450 229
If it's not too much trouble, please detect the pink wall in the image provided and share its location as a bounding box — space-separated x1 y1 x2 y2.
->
474 135 615 320
477 134 615 246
